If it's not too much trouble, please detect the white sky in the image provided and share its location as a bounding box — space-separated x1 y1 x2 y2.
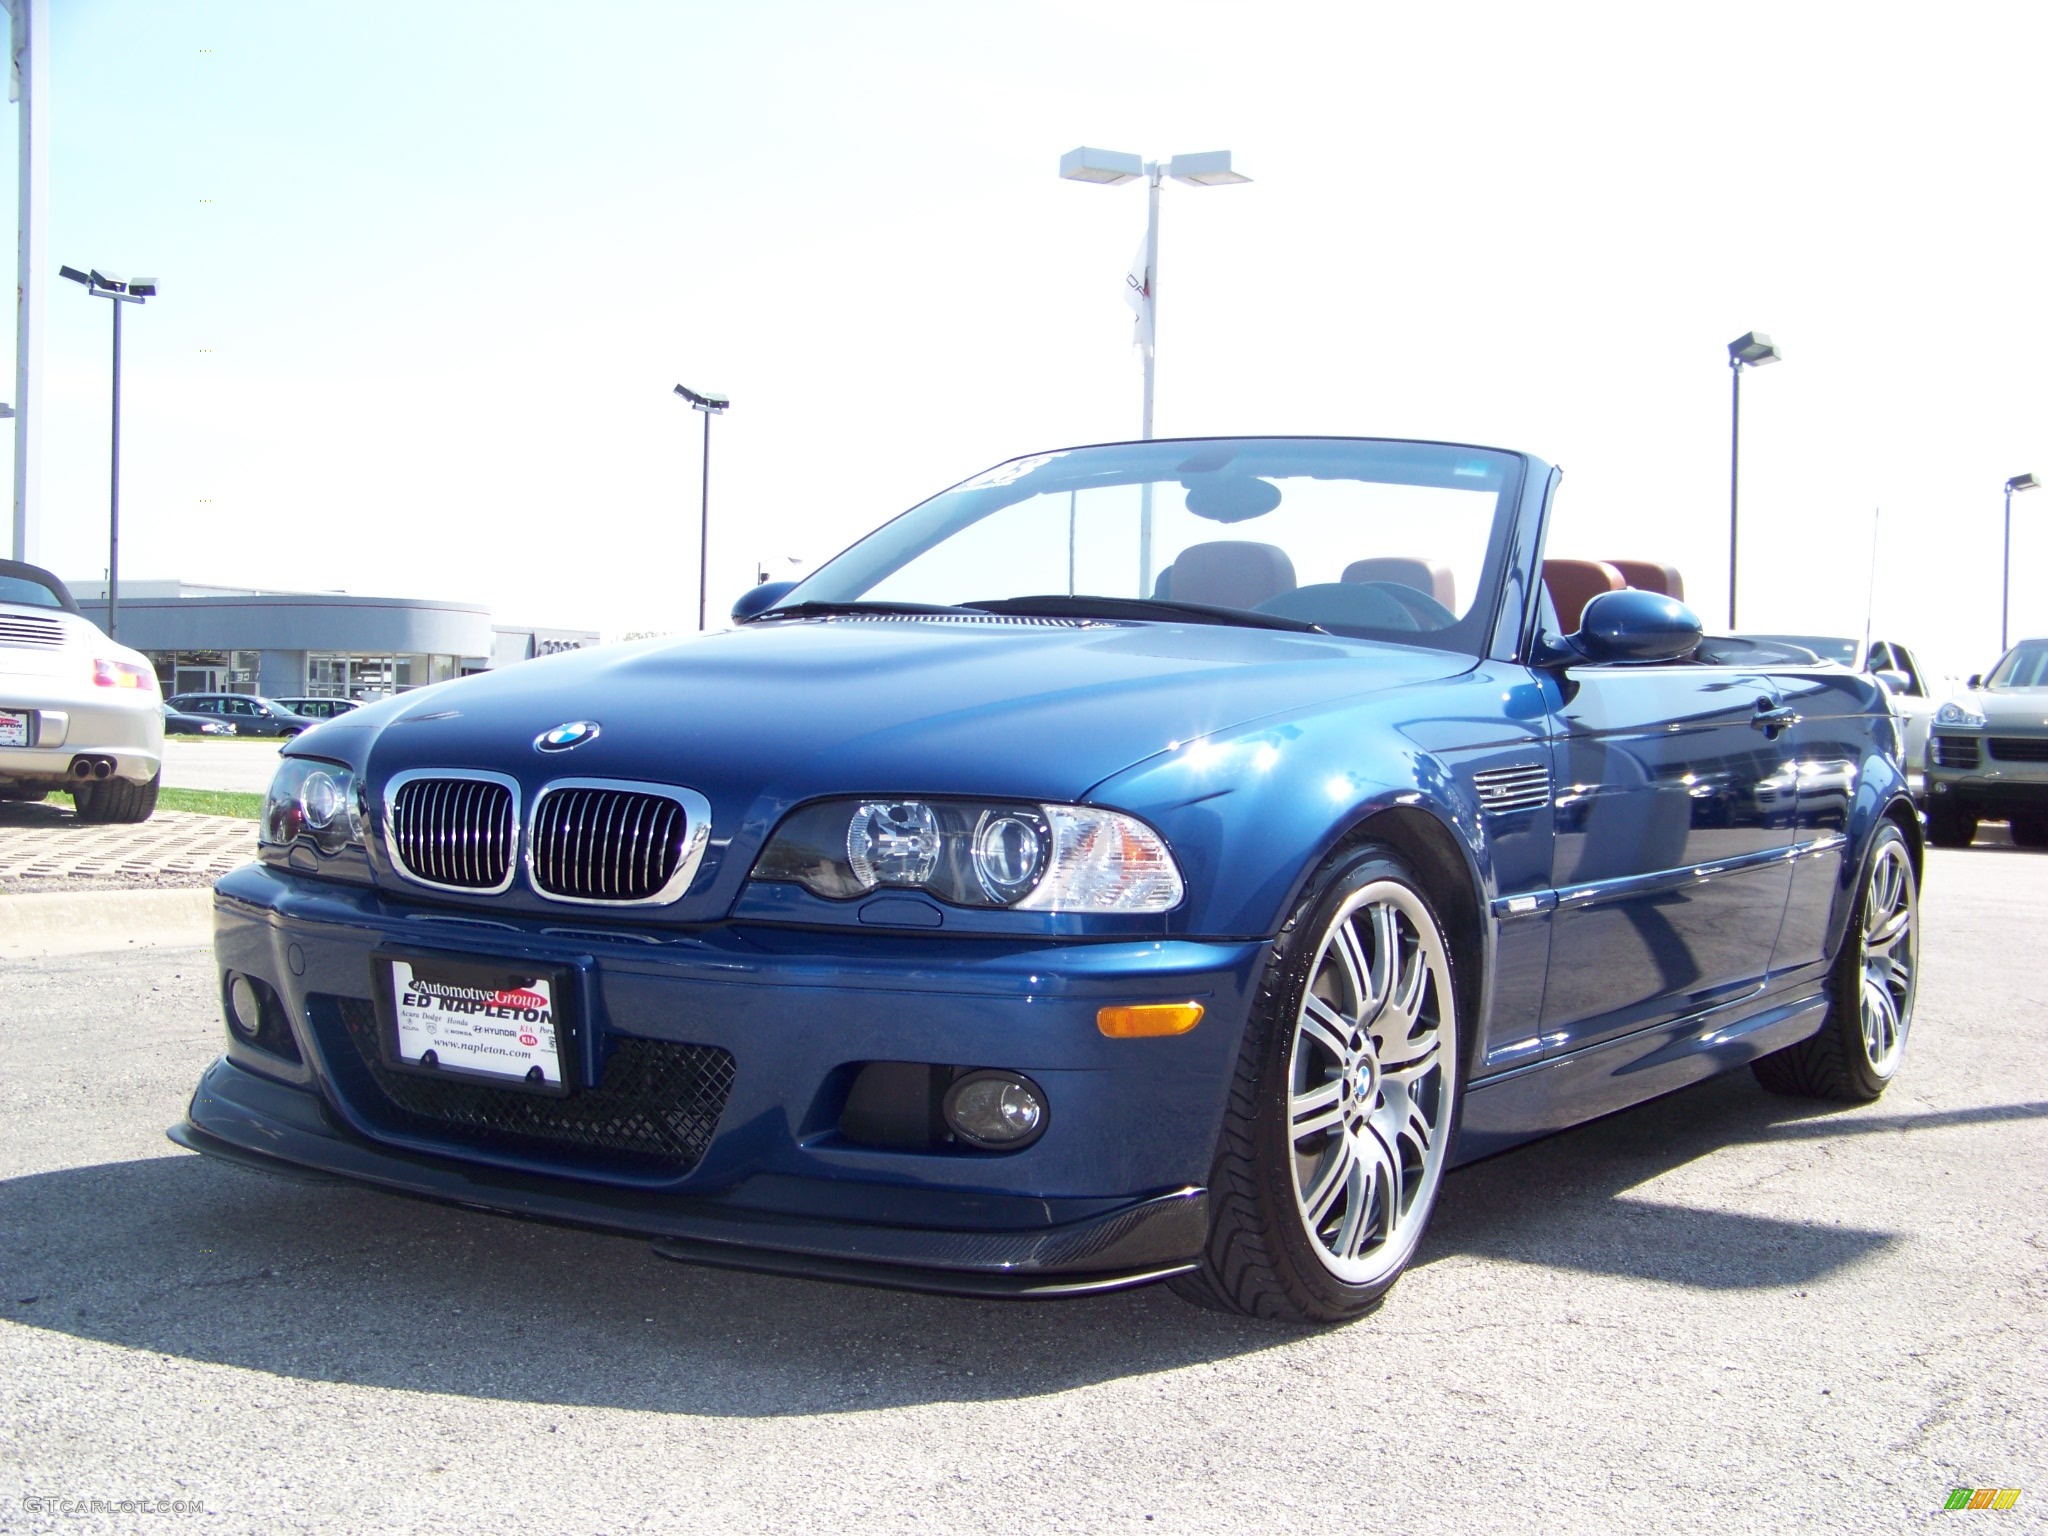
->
10 1 2046 682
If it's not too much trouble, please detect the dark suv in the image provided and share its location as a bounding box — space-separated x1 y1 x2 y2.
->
163 693 316 737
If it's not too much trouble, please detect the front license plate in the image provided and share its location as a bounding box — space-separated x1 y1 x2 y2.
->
381 956 567 1092
0 710 28 747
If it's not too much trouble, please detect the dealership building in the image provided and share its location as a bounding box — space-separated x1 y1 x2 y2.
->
67 579 600 700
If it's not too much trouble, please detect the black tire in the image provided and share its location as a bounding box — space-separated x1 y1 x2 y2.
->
1752 821 1917 1102
71 770 160 825
1925 801 1976 849
2010 817 2048 850
1171 845 1464 1324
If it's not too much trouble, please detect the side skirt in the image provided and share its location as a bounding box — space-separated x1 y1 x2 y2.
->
1452 989 1829 1165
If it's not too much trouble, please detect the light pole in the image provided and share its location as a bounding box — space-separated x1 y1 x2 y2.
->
673 383 728 632
1725 331 1781 631
2003 473 2040 653
1061 148 1249 596
58 267 156 640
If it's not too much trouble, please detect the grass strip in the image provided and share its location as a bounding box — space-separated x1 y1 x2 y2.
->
158 787 264 820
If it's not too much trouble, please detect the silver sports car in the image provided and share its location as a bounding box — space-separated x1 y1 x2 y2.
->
0 559 164 821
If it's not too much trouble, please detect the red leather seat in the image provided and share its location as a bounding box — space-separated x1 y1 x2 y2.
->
1340 557 1456 612
1607 560 1685 601
1542 559 1625 632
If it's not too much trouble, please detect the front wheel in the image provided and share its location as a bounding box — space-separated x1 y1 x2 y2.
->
2009 816 2048 850
1925 801 1976 849
1752 821 1917 1102
1172 846 1462 1324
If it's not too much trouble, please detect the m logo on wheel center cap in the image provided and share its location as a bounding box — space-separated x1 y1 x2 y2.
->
535 720 600 753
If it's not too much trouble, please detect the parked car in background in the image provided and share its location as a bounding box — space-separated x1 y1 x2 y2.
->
1924 638 2048 848
177 436 1922 1325
164 692 316 737
1743 635 1938 796
163 702 234 737
272 697 361 721
0 558 163 821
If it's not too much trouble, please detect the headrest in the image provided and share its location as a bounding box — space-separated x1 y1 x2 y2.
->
1541 559 1625 632
1607 560 1685 601
1162 541 1297 610
1341 557 1456 612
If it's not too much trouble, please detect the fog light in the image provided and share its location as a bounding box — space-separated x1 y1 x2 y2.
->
942 1070 1047 1151
226 972 264 1041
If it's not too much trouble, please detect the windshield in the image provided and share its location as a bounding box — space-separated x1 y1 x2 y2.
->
1747 634 1857 665
1987 641 2048 689
777 438 1525 652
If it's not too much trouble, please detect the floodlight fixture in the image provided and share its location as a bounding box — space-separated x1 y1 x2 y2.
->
1166 150 1251 187
127 278 158 298
2006 473 2039 496
88 268 125 292
58 264 89 286
1727 331 1781 367
673 383 728 413
1058 146 1143 185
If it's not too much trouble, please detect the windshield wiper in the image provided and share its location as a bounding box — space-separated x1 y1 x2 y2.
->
965 594 1327 634
747 600 983 624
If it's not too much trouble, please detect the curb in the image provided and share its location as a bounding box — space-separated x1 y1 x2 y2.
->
0 888 214 960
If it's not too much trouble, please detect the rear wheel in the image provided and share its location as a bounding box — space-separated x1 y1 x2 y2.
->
2010 816 2048 850
1753 822 1917 1102
1925 801 1976 848
1172 847 1462 1324
71 770 160 825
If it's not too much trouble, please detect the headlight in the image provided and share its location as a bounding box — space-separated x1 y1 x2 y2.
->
752 797 1184 912
1935 701 1987 728
260 757 365 856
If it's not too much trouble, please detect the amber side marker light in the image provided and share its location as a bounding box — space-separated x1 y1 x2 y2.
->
1097 1002 1204 1038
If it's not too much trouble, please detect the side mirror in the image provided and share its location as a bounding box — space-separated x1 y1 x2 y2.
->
731 580 797 623
1569 588 1703 664
1967 673 1983 689
1874 669 1912 696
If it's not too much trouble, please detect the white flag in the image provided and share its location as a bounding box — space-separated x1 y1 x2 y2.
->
1123 232 1153 358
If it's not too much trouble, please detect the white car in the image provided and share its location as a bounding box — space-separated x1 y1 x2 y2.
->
0 559 164 821
1744 634 1938 797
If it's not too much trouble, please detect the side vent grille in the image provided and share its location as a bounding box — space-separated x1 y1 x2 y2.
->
1473 763 1552 815
0 614 65 648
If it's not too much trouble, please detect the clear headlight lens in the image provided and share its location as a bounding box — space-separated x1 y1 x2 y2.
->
1935 701 1987 728
752 797 1182 912
260 757 364 856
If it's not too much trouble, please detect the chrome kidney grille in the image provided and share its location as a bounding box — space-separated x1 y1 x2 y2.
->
387 773 518 892
527 781 710 904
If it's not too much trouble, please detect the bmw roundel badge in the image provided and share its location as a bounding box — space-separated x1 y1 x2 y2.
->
535 720 600 752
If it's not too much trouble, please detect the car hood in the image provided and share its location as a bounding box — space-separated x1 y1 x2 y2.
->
329 617 1470 917
1974 691 2048 729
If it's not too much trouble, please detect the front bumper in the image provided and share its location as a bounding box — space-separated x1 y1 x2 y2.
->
0 674 161 787
179 862 1266 1293
1927 734 2048 816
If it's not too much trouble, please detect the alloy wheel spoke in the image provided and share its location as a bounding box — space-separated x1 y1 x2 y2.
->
1379 1032 1440 1086
1331 918 1376 1015
1301 1136 1356 1229
1290 1078 1344 1141
1298 994 1352 1063
1338 1130 1395 1259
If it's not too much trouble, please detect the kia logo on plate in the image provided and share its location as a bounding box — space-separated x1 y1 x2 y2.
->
535 720 600 752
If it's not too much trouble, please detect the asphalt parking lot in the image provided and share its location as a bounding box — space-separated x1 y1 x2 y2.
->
1 845 2042 1535
161 738 284 795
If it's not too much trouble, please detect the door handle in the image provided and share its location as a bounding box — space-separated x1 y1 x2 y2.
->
1752 700 1800 736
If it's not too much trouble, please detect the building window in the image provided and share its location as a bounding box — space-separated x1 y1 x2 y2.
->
150 649 259 696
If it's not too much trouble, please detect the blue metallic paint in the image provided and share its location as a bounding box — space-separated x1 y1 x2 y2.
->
179 439 1919 1294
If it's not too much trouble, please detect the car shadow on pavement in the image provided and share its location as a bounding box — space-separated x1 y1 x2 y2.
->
2 1083 2040 1416
1421 1075 2047 1288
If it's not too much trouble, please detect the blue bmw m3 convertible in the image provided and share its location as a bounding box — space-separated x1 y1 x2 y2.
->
177 437 1921 1324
